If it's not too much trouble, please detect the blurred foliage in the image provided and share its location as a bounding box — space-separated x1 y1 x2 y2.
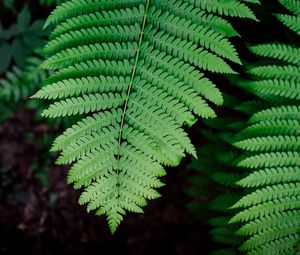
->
0 0 79 190
0 2 58 186
0 51 48 121
0 4 50 120
0 6 48 74
39 0 63 7
1 0 61 10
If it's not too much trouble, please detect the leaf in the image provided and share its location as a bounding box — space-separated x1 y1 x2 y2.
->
0 43 12 75
17 6 31 32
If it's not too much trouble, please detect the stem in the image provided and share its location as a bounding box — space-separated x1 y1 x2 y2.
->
116 0 151 177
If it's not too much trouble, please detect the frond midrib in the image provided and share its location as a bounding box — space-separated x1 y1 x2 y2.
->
115 0 151 195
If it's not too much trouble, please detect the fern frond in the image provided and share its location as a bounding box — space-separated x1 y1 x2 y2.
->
42 93 126 118
44 24 141 55
236 210 300 236
242 79 300 101
275 14 300 36
249 105 300 123
279 0 300 16
237 167 300 187
57 127 118 164
155 0 239 37
144 32 235 73
238 151 300 168
37 0 258 232
230 196 300 223
249 44 300 65
51 109 122 151
50 6 145 39
247 64 300 82
238 119 300 138
41 42 138 69
46 59 133 84
190 0 257 20
229 2 300 253
45 0 145 28
34 75 131 100
234 135 300 152
0 53 46 102
232 183 300 208
240 225 300 251
186 99 248 252
247 235 299 255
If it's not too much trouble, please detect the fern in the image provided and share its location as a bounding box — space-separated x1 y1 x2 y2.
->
0 51 47 103
186 93 251 255
278 0 300 15
275 13 300 36
230 1 300 253
249 44 300 65
237 167 300 187
249 105 300 122
0 50 50 122
35 0 258 233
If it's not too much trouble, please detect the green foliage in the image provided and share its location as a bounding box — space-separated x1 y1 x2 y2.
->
0 3 68 192
39 0 64 7
0 51 46 102
228 1 300 254
35 0 259 232
0 5 51 122
187 94 247 255
0 51 49 121
0 6 48 75
3 1 299 252
188 1 300 254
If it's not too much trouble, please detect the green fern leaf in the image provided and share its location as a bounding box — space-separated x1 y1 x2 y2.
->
37 0 252 232
238 119 300 138
279 0 300 16
238 151 300 168
229 2 300 252
275 14 300 36
236 210 300 236
232 183 300 208
247 65 300 82
249 105 300 123
234 135 300 152
191 0 257 20
240 225 300 251
247 235 300 255
237 167 300 187
249 44 300 65
242 79 300 101
230 196 300 223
